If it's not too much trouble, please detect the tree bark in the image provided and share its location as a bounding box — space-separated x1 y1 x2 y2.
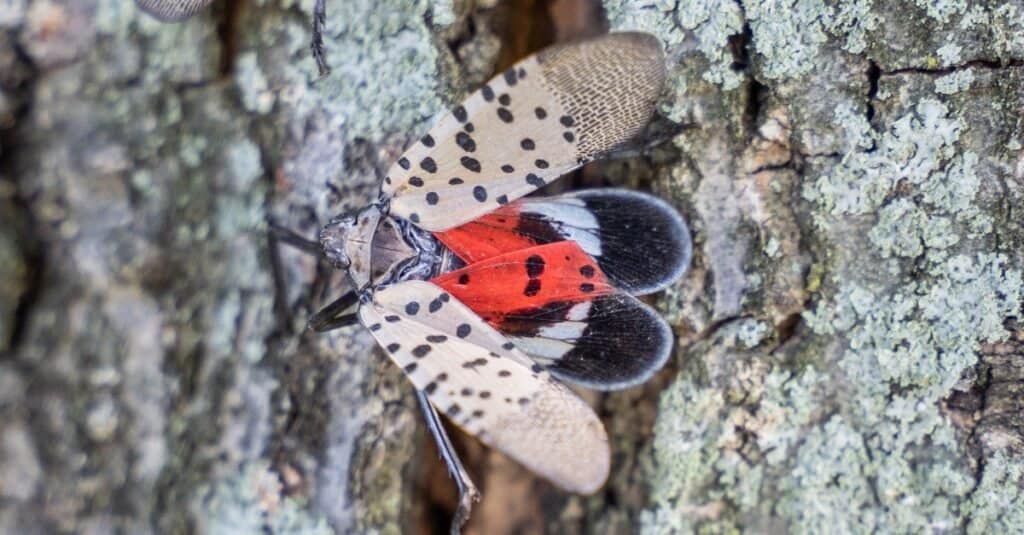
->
0 0 1020 534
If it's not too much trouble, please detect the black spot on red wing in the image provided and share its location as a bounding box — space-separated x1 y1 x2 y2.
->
525 173 545 188
580 265 596 278
409 176 424 187
501 164 514 173
458 273 470 285
398 157 410 169
534 107 547 119
503 68 518 85
497 108 514 123
412 345 432 358
525 255 545 278
580 283 595 293
421 134 435 147
520 138 535 150
481 85 494 101
405 302 420 315
456 324 471 337
448 177 464 185
420 157 437 173
524 279 541 296
472 186 487 202
456 132 476 152
461 156 481 173
453 105 468 122
386 343 400 352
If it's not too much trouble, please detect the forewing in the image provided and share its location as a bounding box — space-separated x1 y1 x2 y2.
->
432 241 674 390
135 0 213 20
435 189 692 295
384 32 666 231
358 280 610 494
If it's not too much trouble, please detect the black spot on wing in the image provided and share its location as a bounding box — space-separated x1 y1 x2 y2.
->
525 255 545 278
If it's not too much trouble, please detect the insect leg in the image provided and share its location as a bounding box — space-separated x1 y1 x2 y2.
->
311 0 329 76
270 222 322 256
415 389 480 534
309 291 359 331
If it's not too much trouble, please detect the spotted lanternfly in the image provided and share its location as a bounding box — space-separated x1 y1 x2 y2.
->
277 32 692 529
135 0 332 75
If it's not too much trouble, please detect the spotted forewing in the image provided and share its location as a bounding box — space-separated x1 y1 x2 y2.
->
382 32 666 231
135 0 214 21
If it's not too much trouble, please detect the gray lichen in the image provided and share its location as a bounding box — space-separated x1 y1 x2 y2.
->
604 0 1024 533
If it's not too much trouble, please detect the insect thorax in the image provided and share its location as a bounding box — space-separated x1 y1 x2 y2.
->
319 206 455 291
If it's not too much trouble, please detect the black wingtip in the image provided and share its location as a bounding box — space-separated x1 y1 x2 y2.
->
546 293 674 391
572 189 693 296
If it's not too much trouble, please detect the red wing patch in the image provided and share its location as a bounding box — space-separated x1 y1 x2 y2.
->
433 201 553 264
431 241 611 325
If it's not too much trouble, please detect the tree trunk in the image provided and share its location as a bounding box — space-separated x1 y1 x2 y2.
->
0 0 1020 534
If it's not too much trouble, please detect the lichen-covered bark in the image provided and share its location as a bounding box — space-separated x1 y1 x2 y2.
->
0 0 466 532
605 0 1024 533
2 0 1021 533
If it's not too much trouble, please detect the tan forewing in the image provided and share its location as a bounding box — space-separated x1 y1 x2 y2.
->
358 280 610 493
384 32 666 231
135 0 213 21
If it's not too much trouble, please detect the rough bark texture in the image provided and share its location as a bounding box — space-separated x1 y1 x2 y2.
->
0 0 1021 534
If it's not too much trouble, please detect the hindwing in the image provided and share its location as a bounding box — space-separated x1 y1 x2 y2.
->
435 189 692 295
432 242 675 390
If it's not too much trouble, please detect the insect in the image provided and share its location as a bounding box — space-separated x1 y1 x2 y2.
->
272 32 693 529
135 0 332 75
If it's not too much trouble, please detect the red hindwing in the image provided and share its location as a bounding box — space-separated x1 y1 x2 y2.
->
434 201 553 264
431 241 611 326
